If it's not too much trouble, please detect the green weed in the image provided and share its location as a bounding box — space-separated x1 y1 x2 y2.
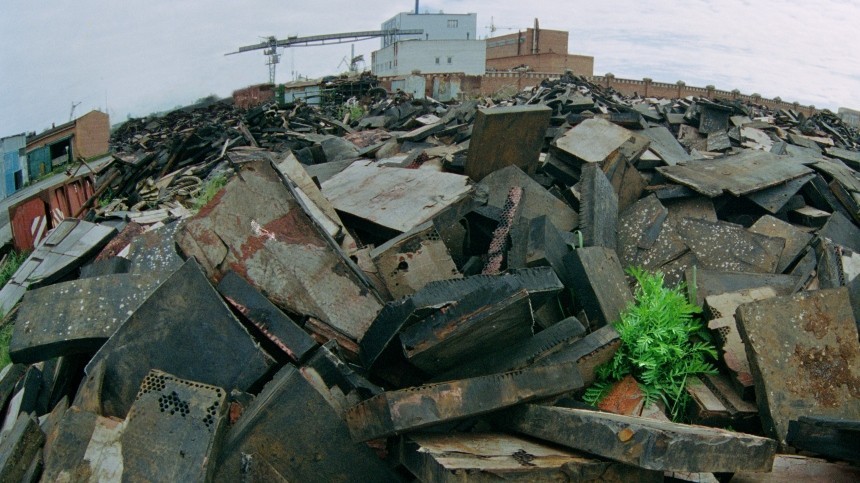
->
192 175 228 211
0 322 12 369
0 250 29 289
582 267 717 421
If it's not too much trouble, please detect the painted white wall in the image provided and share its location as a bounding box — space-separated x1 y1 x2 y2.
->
372 39 486 76
381 12 477 47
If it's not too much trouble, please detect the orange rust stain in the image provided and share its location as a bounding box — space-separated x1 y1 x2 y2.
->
803 297 834 340
790 343 860 408
617 427 635 442
194 187 228 219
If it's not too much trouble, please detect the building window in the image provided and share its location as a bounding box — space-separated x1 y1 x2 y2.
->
447 19 458 28
435 57 440 64
447 56 452 64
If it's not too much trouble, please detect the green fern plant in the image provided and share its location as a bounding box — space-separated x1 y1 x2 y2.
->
582 267 717 421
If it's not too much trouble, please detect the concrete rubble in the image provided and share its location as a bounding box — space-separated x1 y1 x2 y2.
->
0 72 858 481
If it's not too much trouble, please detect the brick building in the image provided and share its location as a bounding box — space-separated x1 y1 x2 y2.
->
485 21 593 76
25 110 109 181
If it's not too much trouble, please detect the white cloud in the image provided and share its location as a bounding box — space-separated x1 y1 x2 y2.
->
1 1 858 134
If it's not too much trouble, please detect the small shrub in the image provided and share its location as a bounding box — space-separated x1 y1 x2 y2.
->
582 267 717 421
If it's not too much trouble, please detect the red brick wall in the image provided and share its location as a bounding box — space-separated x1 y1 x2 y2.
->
73 110 110 159
487 53 593 76
233 84 275 109
487 28 570 60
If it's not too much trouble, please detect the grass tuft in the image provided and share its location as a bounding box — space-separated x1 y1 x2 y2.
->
582 267 717 421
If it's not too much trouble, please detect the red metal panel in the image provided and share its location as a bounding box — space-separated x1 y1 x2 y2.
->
9 197 50 251
65 178 92 217
48 185 71 225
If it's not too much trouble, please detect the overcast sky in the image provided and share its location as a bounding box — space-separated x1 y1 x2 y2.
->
2 1 858 135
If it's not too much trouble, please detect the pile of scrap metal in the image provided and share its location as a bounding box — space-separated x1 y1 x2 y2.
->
0 76 858 482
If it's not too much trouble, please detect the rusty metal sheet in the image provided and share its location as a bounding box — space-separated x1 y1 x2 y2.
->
399 284 534 375
321 161 473 234
121 370 227 482
370 221 461 299
215 365 399 482
217 270 318 364
465 105 551 181
656 150 814 197
177 159 381 342
9 272 168 364
736 287 860 447
345 361 583 442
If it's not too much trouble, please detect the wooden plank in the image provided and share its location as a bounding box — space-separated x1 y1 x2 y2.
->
502 405 776 473
735 287 860 447
399 432 661 482
345 362 584 442
656 150 813 197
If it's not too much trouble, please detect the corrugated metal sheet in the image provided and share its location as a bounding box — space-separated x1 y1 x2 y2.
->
27 145 52 181
8 173 96 251
9 197 48 251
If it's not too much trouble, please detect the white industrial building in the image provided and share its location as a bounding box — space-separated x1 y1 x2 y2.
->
372 12 486 77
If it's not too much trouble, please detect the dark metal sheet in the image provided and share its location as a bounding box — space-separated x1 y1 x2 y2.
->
74 258 276 419
9 272 167 364
656 150 814 197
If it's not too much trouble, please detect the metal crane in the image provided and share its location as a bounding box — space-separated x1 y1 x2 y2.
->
228 28 423 84
485 16 517 37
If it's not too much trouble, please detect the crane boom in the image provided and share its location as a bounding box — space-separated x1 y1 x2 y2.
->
227 28 424 55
